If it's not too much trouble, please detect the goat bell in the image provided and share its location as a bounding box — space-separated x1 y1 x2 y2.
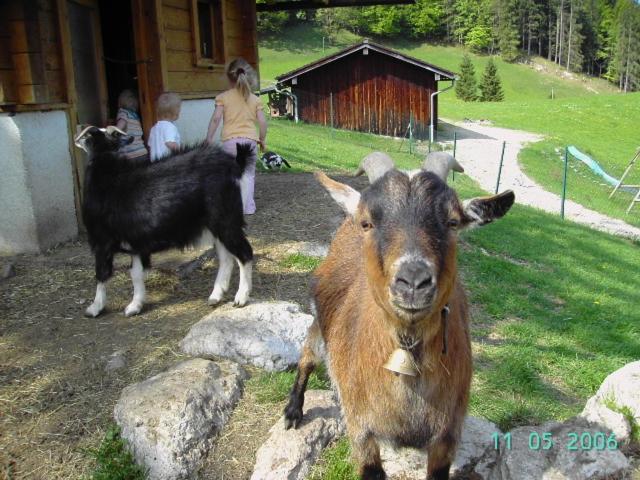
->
383 348 419 377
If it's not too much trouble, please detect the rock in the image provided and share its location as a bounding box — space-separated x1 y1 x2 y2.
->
580 361 640 443
180 302 313 371
114 359 246 480
1 263 16 280
381 416 501 480
250 390 344 480
489 418 629 480
298 241 329 258
105 350 127 372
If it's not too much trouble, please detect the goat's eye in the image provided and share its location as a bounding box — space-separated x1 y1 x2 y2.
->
361 220 373 231
447 219 460 228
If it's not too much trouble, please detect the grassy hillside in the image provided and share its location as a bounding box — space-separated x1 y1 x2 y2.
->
259 24 640 224
259 25 615 100
262 120 640 478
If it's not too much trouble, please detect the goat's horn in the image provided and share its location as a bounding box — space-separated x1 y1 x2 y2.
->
74 125 95 145
422 152 464 181
356 152 396 183
104 125 127 136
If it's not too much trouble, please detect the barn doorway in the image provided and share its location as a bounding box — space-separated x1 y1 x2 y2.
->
98 0 140 124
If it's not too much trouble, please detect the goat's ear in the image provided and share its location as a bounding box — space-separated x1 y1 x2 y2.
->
462 190 515 228
315 171 361 216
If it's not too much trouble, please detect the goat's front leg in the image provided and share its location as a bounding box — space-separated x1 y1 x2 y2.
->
284 320 322 429
353 431 386 480
85 247 114 317
208 239 234 305
426 432 456 480
124 255 147 317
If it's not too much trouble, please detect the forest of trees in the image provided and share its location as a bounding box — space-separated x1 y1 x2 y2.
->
258 0 640 92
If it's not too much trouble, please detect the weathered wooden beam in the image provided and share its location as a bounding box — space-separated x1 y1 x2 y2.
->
257 0 414 12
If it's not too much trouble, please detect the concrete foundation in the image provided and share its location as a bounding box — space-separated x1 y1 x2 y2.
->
0 111 78 253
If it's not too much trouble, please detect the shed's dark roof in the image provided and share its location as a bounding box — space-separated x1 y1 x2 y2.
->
275 41 456 83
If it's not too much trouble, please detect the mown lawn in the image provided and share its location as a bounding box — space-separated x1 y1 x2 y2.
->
259 25 640 226
264 120 640 478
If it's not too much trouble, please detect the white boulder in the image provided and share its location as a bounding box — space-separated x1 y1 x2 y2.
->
251 390 344 480
580 361 640 443
114 359 246 480
180 302 314 371
489 418 629 480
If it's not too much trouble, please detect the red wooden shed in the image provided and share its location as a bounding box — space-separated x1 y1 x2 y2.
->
275 40 456 140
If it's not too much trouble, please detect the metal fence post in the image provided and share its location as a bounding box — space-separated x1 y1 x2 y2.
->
495 141 506 194
561 146 569 219
330 92 334 137
409 113 413 155
452 131 457 181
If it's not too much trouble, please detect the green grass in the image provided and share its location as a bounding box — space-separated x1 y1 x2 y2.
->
308 438 358 480
267 117 431 173
85 426 147 480
259 24 640 224
279 253 323 271
266 119 640 476
249 365 331 404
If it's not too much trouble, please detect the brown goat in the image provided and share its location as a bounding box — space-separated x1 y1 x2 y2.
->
284 166 515 480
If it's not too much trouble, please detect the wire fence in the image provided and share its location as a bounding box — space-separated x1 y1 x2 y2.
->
266 90 640 233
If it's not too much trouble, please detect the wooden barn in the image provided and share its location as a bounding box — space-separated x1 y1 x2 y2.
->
0 0 416 254
274 40 456 140
0 0 258 253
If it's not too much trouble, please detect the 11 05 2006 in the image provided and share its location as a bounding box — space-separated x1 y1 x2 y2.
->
491 431 619 451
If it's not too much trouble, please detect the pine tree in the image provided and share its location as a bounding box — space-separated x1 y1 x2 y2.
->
455 54 478 101
479 58 505 101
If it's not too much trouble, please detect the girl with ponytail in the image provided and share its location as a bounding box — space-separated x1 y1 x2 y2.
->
206 58 267 215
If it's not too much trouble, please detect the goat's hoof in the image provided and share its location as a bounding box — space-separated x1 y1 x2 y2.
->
233 292 249 307
124 302 143 317
84 304 103 318
207 295 223 306
283 404 303 430
361 465 387 480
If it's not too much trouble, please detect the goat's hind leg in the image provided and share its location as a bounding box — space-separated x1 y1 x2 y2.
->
85 247 114 317
208 238 234 305
284 320 322 429
215 228 253 307
124 254 149 317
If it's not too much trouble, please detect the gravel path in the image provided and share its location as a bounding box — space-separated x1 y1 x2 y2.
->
444 120 640 241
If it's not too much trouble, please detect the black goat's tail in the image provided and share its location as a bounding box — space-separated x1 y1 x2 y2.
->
234 143 254 174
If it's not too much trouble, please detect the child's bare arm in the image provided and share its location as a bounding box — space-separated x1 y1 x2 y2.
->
166 141 180 152
206 106 224 144
257 110 267 151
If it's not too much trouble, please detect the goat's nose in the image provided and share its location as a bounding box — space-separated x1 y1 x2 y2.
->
393 261 434 297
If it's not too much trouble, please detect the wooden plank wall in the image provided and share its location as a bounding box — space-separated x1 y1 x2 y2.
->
0 3 17 104
293 51 436 139
161 0 258 99
3 0 66 106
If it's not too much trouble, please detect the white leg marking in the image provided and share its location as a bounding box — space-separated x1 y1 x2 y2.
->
124 255 147 317
85 282 107 317
233 259 252 307
208 239 234 305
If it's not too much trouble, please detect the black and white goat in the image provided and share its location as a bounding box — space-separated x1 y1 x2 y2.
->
75 126 253 317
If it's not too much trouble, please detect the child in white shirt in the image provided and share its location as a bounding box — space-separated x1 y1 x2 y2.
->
149 92 182 161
